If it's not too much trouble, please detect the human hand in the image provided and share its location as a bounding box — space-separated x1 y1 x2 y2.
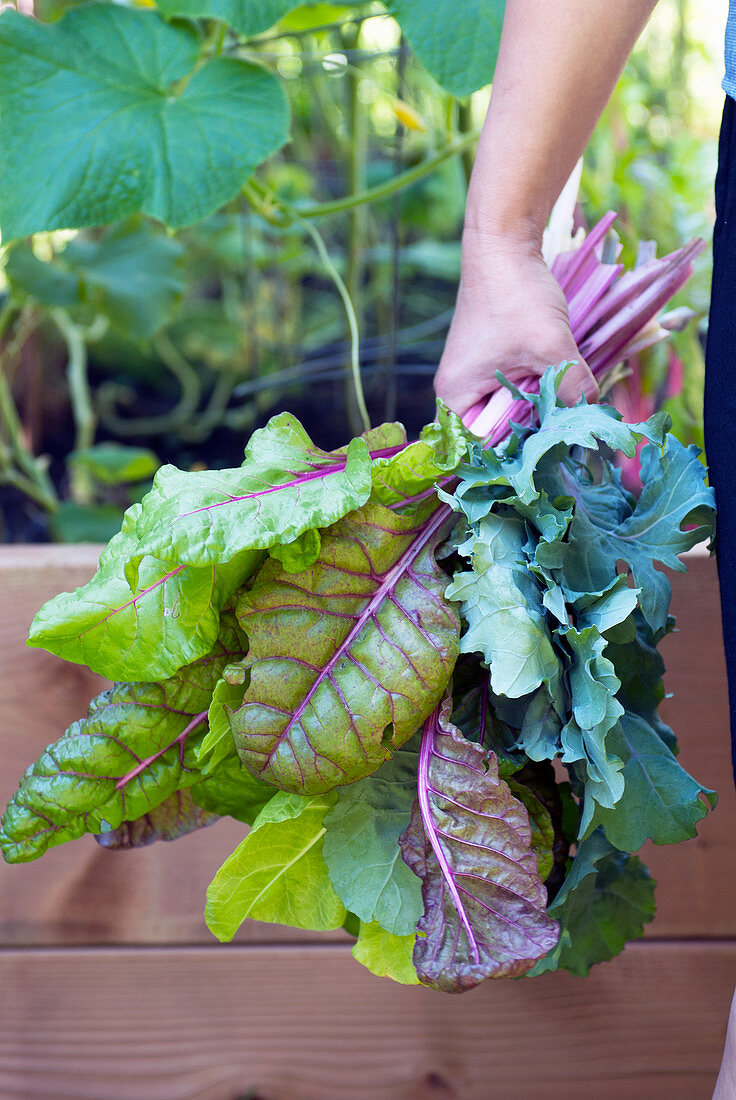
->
434 229 599 420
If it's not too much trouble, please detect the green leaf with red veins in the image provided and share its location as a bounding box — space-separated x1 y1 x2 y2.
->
126 413 375 576
94 789 219 850
231 500 460 795
0 622 246 863
399 700 559 993
27 503 259 682
370 403 469 507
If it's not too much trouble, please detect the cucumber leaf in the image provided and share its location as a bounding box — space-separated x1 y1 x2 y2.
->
205 791 345 941
0 5 289 238
386 0 506 97
231 500 460 794
399 701 559 992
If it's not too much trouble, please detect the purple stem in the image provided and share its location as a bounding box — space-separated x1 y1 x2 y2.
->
418 705 481 964
114 710 208 792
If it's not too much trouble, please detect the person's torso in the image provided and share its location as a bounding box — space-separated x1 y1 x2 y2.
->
725 0 736 99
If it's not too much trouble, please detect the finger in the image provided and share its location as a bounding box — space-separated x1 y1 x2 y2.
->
556 359 599 405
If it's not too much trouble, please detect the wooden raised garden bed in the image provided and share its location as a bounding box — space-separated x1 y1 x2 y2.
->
0 544 734 1099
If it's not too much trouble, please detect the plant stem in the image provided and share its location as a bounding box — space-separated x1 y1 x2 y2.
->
385 34 408 423
0 303 58 513
457 99 476 187
52 308 95 503
300 218 371 433
247 131 480 223
53 309 94 454
344 19 368 435
96 331 202 438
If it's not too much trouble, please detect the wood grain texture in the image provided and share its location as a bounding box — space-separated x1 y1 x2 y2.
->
0 941 731 1100
0 546 733 945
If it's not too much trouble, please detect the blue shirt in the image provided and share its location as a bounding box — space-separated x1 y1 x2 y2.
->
726 0 736 99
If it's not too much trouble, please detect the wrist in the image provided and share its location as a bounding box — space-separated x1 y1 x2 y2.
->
459 224 546 284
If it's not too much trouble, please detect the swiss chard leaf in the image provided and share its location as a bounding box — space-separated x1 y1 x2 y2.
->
0 5 289 238
190 753 275 825
197 666 250 774
27 505 259 682
351 920 420 986
322 739 423 936
231 501 460 794
127 414 374 573
205 791 346 941
1 624 245 863
399 701 559 992
529 830 656 977
370 402 469 507
95 789 219 849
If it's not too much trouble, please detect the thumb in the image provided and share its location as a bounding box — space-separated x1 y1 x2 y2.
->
556 358 599 405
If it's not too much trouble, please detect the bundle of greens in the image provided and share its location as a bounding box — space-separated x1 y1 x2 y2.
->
0 214 717 993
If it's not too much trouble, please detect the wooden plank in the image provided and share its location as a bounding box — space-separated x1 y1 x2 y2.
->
643 551 736 937
0 940 732 1100
0 546 733 945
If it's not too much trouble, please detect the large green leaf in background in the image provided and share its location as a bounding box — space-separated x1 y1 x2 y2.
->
157 0 363 37
154 0 506 96
0 5 289 238
156 0 296 35
387 0 506 96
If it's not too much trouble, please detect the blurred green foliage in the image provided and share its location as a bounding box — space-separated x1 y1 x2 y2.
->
0 0 721 540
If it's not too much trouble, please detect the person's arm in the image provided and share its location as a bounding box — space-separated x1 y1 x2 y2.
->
434 0 659 412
